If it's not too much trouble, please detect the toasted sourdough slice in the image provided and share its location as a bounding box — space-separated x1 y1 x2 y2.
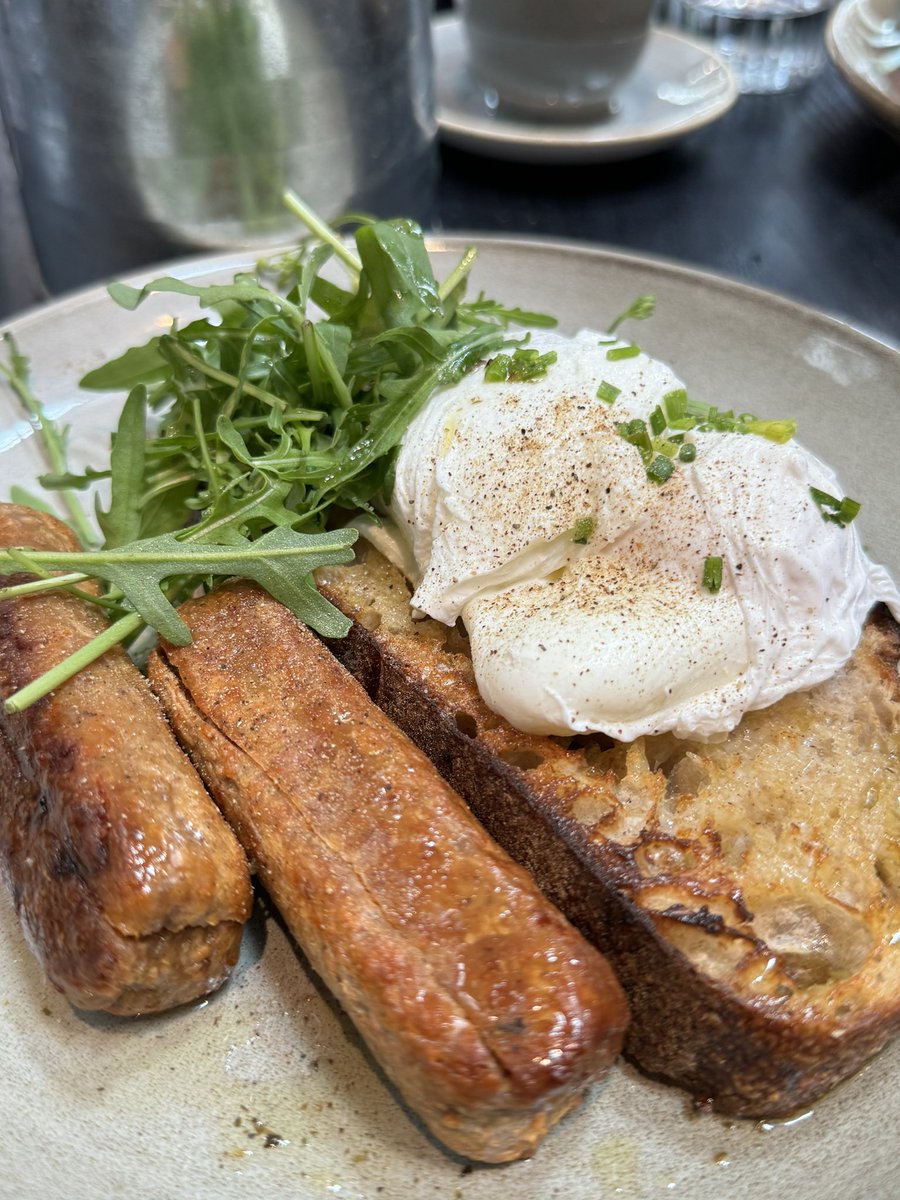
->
316 544 900 1117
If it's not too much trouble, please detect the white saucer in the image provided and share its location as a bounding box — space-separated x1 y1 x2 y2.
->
433 14 739 165
827 0 900 137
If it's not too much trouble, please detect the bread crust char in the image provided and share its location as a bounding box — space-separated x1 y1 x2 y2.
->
0 504 251 1015
317 549 900 1117
148 580 628 1163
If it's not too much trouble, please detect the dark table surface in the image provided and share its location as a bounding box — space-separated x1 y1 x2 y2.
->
1 35 898 346
431 60 900 348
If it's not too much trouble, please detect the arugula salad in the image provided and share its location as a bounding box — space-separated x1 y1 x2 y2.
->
0 194 576 712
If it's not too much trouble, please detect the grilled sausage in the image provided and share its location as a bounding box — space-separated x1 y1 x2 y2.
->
0 504 252 1015
148 579 628 1163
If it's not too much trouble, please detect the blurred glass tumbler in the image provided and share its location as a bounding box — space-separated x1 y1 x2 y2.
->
655 0 837 92
459 0 655 121
0 0 437 295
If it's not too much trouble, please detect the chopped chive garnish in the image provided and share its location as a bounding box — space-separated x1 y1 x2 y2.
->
838 498 862 524
634 430 653 459
617 417 684 482
743 418 798 444
596 379 621 405
838 497 862 524
685 397 713 419
703 556 723 593
484 347 558 383
572 516 595 545
607 295 656 334
484 354 511 382
606 344 641 362
646 454 675 484
617 419 652 459
810 487 861 527
522 349 557 379
663 388 687 422
610 371 798 487
618 418 646 438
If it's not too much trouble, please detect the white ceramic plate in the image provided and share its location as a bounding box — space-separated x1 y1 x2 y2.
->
1 238 898 1200
828 0 900 134
434 14 739 164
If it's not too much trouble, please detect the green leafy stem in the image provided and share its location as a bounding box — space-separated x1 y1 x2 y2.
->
0 525 357 712
0 334 97 548
0 190 561 712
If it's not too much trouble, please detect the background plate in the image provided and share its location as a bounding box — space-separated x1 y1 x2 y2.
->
827 0 900 136
1 237 898 1200
434 14 739 164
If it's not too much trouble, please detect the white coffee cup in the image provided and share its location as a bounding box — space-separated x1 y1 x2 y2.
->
459 0 654 121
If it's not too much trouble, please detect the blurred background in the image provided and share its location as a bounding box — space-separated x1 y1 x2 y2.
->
0 0 897 341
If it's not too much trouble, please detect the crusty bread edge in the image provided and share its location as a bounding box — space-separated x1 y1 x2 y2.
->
318 570 900 1118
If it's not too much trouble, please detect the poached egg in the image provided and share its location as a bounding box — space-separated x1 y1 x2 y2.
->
385 330 900 741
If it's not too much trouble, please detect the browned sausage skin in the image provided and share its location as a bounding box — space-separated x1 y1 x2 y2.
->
148 580 628 1163
0 504 252 1015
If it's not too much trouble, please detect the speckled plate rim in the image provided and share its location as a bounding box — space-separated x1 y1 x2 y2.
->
433 14 740 164
827 0 900 131
1 234 898 1200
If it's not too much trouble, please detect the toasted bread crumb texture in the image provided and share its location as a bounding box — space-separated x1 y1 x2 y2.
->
317 546 900 1110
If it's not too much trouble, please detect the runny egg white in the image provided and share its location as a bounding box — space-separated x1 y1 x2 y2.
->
384 330 900 741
